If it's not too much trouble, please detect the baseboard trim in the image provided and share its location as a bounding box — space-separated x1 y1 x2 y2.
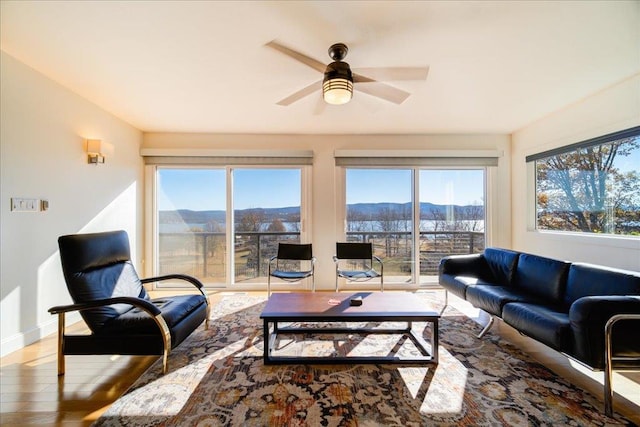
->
1 312 81 358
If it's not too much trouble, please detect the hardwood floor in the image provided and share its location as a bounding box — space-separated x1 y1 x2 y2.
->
1 291 638 426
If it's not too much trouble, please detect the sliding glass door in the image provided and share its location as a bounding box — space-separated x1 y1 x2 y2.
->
344 168 486 285
233 168 302 284
157 168 227 283
418 170 485 279
345 169 413 283
155 166 304 287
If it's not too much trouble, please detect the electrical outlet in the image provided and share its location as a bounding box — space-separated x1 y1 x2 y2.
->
11 198 40 212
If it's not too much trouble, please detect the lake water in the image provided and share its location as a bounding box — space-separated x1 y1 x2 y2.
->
160 220 484 233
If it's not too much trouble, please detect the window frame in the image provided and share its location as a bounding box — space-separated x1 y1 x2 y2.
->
527 126 640 237
338 165 489 288
146 164 312 289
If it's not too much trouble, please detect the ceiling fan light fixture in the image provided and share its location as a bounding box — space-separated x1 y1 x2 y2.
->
323 78 353 105
323 60 353 105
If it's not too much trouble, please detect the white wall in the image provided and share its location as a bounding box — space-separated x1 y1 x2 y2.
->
511 74 640 270
0 52 144 357
143 133 512 288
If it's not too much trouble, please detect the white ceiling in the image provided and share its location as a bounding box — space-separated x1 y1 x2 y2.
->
1 1 639 134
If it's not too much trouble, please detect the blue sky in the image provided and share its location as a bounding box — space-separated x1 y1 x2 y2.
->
158 168 485 211
346 169 484 205
617 140 640 173
156 137 640 212
158 169 301 211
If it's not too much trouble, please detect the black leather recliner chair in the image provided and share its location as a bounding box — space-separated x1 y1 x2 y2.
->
49 230 209 375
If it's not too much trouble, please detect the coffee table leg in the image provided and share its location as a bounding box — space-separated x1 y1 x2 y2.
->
432 319 439 364
263 319 270 364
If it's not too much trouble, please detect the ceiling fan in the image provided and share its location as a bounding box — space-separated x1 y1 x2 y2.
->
266 40 429 106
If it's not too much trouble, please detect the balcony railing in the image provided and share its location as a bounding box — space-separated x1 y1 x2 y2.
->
158 230 484 281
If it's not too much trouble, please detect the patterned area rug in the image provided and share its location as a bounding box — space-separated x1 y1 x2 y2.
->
95 293 633 426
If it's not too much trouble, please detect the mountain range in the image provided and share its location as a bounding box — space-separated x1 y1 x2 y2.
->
159 202 484 224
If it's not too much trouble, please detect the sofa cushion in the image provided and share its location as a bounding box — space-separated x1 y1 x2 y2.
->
58 230 150 332
59 230 131 274
502 302 572 352
514 253 570 304
100 294 207 335
564 263 640 307
439 275 499 299
483 247 520 285
466 285 537 316
71 262 149 331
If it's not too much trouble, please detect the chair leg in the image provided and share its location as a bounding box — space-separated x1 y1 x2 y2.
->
604 315 617 417
603 313 640 416
57 313 65 376
477 315 494 338
605 339 614 417
152 315 172 375
204 300 211 330
440 290 449 316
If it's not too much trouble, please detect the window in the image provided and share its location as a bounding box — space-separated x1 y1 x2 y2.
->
157 168 227 283
346 169 413 282
233 168 302 283
528 126 640 236
155 166 306 287
344 168 486 285
419 170 485 275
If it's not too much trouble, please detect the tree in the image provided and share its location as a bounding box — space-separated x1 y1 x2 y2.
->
347 208 372 233
372 204 412 258
267 218 286 232
236 209 266 232
536 137 640 233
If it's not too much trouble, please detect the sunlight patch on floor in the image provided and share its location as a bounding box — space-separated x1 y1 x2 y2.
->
422 349 468 414
111 337 249 417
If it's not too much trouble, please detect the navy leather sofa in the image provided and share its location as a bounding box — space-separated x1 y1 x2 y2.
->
439 247 640 415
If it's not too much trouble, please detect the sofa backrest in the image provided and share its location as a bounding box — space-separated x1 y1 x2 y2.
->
58 230 150 332
564 263 640 307
514 253 571 303
483 248 520 285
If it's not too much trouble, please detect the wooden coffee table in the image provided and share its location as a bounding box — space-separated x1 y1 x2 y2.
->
260 292 440 365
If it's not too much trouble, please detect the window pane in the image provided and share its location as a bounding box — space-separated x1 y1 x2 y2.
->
157 168 227 284
419 170 485 276
233 168 302 283
535 135 640 235
346 169 413 282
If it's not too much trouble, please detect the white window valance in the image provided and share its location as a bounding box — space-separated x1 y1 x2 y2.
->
334 150 502 167
141 148 314 165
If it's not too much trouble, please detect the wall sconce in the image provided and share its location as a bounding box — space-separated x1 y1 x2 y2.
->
86 139 106 164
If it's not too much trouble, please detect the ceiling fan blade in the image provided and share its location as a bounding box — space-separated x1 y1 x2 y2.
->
276 80 322 106
352 66 429 81
313 94 326 115
265 40 326 73
354 78 411 105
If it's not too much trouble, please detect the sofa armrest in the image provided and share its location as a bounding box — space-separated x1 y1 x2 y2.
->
141 273 204 289
141 274 209 304
438 253 487 277
569 295 640 369
49 296 161 316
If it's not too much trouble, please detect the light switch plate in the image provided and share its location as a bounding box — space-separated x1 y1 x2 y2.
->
11 198 40 212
